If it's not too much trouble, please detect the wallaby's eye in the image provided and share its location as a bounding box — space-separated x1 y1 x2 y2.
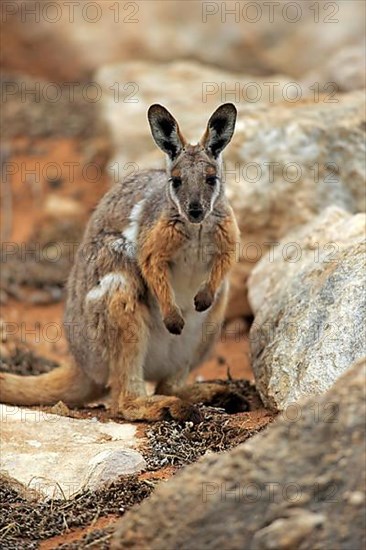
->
206 176 217 186
171 177 182 189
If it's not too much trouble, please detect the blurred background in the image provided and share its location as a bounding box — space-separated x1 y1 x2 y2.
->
2 0 365 82
1 0 365 371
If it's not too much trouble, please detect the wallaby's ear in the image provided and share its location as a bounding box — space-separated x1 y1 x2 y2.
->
148 104 186 160
200 103 237 158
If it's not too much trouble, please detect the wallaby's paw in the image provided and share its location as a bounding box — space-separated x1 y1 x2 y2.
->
164 308 185 335
194 287 214 312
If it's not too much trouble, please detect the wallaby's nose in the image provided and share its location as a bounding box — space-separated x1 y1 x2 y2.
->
188 201 204 223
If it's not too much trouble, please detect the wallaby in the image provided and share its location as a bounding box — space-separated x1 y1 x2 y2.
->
0 103 243 422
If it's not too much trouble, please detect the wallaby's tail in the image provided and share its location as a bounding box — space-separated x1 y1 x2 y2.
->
0 363 104 407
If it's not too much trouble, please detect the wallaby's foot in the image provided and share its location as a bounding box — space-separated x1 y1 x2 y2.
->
163 307 185 335
194 286 214 312
175 382 249 414
115 395 202 423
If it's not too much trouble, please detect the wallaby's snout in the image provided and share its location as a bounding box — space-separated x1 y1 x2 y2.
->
168 158 219 224
188 200 204 223
148 103 237 225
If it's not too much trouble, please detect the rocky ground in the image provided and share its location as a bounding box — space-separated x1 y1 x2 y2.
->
1 2 365 548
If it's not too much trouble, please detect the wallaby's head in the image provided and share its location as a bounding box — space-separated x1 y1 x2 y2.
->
148 103 237 224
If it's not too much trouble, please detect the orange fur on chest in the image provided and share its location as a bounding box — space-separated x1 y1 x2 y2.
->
138 217 186 318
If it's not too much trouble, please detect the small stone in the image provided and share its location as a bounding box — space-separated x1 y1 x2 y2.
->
49 401 70 417
85 449 146 491
345 491 365 506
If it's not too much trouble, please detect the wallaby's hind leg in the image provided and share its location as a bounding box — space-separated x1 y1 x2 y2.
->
107 292 201 422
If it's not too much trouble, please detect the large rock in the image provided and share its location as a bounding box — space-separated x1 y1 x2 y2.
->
95 61 365 316
248 206 366 313
248 208 366 410
0 405 145 501
225 90 365 316
112 359 366 550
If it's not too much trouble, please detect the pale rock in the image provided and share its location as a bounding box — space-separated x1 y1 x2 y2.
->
248 206 366 313
0 405 145 501
225 91 366 315
248 208 366 410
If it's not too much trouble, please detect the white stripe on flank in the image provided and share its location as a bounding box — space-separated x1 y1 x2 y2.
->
122 199 145 246
86 273 129 301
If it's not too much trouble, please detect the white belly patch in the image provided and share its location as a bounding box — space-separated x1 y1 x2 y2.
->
143 234 213 381
143 306 209 382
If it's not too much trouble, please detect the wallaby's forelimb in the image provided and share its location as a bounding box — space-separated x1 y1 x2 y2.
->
195 210 240 311
139 217 186 334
